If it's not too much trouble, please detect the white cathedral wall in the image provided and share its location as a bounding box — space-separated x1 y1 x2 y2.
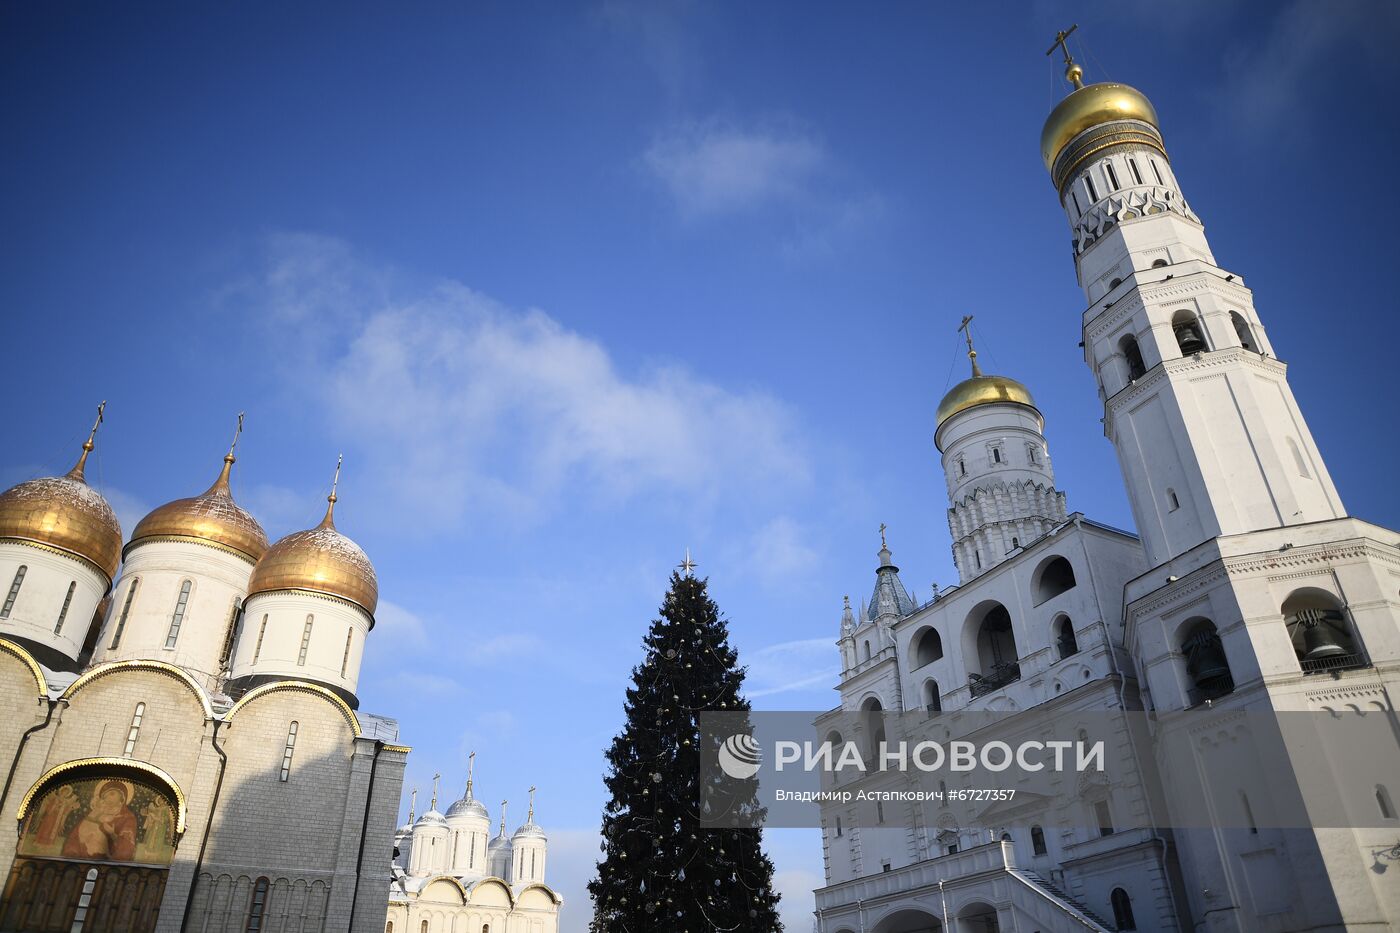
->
93 540 254 689
0 542 107 665
230 590 370 699
446 821 490 876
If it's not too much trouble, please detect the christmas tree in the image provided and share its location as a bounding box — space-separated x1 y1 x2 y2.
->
589 561 783 932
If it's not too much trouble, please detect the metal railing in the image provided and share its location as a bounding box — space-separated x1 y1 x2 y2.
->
1300 652 1368 675
968 661 1021 698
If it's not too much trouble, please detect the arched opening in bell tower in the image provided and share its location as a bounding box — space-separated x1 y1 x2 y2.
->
1180 618 1234 704
1171 310 1208 355
1229 311 1257 351
1282 588 1363 674
1119 334 1146 381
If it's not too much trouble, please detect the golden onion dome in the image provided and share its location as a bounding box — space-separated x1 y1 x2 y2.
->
936 373 1038 428
247 491 378 617
935 340 1039 445
1041 81 1159 172
128 454 268 562
0 412 123 582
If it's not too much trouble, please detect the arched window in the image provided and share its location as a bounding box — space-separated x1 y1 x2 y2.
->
1033 556 1076 604
0 565 26 619
1377 785 1396 820
420 920 428 933
70 867 99 933
862 640 871 662
1152 258 1168 268
861 697 885 766
835 816 842 837
968 603 1020 695
1109 277 1122 290
54 581 77 634
1119 334 1146 380
165 579 192 648
1031 825 1047 855
219 597 244 668
1056 617 1078 660
912 628 943 667
340 626 354 677
1287 438 1311 479
1104 162 1121 191
1283 589 1361 673
1096 799 1115 836
123 702 146 757
1182 619 1234 703
386 923 393 933
109 577 139 648
253 614 268 662
1230 311 1257 351
298 615 314 666
1111 887 1136 930
922 679 941 714
999 830 1012 842
245 877 270 933
280 721 299 782
1172 310 1208 355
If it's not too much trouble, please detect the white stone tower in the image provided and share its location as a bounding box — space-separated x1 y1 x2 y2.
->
1043 42 1343 567
1041 32 1400 930
936 320 1068 581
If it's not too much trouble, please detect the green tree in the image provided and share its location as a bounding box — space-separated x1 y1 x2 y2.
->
589 569 782 931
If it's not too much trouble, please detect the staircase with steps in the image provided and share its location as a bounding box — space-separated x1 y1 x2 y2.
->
1011 869 1116 931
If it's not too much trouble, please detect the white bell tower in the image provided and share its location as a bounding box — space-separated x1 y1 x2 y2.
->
1042 38 1344 566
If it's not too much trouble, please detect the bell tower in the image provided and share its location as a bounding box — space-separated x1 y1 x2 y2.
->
1041 33 1343 566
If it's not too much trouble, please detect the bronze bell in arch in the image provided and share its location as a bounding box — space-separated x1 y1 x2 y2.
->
1298 609 1348 660
1174 320 1208 355
1185 629 1230 687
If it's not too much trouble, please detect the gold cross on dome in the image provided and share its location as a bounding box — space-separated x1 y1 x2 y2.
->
878 523 888 548
958 315 983 376
1046 24 1078 64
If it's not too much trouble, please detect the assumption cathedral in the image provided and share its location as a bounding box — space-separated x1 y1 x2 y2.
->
812 38 1400 933
0 423 408 933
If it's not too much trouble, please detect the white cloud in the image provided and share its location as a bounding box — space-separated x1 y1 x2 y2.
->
101 487 150 543
1218 0 1399 135
643 119 828 218
599 0 701 96
374 599 431 647
742 516 821 588
744 637 838 699
243 235 811 533
380 671 462 698
469 632 545 664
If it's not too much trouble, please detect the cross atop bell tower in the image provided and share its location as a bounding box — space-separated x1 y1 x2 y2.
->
1046 24 1084 89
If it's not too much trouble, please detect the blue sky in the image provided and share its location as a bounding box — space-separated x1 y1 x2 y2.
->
4 2 1399 929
